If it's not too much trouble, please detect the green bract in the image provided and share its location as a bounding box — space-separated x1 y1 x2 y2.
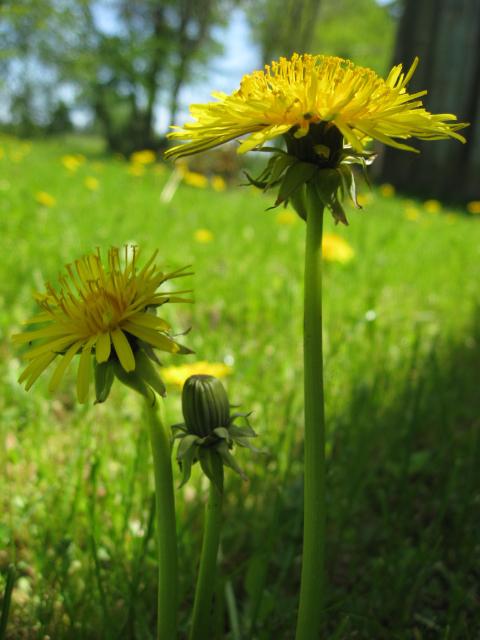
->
244 122 375 226
173 374 257 490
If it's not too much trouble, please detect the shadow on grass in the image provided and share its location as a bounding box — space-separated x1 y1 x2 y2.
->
325 311 478 639
237 310 480 640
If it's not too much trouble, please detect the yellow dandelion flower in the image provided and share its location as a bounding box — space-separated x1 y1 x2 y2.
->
128 163 145 177
404 206 420 221
211 175 227 192
356 192 373 207
162 361 232 388
379 183 395 198
35 191 56 207
84 176 100 191
322 233 354 264
13 247 192 404
276 210 298 225
194 229 214 244
166 54 466 159
61 155 82 172
424 199 441 214
130 149 156 165
183 171 208 188
466 201 480 214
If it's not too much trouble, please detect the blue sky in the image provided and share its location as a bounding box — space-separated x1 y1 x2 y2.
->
158 9 260 131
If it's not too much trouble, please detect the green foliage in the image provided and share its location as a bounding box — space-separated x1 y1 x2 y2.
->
244 0 321 65
0 0 233 150
0 135 479 638
313 0 397 75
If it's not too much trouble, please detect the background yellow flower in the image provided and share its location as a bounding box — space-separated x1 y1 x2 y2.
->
162 361 232 388
322 233 355 264
35 191 56 207
194 229 214 243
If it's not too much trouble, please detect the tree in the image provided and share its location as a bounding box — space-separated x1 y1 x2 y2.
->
378 0 480 202
0 0 233 152
245 0 322 66
312 0 397 75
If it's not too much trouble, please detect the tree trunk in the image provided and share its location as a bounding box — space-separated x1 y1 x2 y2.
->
377 0 480 203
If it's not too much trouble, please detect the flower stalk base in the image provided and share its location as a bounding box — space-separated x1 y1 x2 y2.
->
295 185 326 640
189 458 224 640
146 398 178 640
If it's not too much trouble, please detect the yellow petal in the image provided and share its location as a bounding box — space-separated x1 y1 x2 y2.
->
23 336 77 360
122 321 180 353
125 312 170 332
49 340 82 392
76 337 96 403
22 352 57 390
13 325 71 345
96 332 111 363
111 328 136 372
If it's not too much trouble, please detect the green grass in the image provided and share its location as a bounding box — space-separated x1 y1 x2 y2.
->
0 134 479 639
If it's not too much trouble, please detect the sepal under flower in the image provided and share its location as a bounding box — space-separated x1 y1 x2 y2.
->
244 138 375 225
173 374 257 491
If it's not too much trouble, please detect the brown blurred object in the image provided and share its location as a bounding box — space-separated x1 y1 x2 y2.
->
185 143 243 181
377 0 479 202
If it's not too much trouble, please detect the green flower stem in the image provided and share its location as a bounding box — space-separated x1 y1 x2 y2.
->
189 465 224 640
295 187 326 640
146 397 178 640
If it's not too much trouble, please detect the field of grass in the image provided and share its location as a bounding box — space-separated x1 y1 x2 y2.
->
1 134 479 640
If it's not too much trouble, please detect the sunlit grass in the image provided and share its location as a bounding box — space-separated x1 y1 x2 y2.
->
1 135 479 639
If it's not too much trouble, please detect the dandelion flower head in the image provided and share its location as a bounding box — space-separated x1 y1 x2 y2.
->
14 246 192 403
166 53 466 159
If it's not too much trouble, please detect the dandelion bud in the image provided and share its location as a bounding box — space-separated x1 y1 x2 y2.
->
173 374 257 488
181 375 230 437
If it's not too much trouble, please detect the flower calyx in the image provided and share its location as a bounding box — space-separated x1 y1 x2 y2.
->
243 122 375 225
94 336 193 405
173 374 257 491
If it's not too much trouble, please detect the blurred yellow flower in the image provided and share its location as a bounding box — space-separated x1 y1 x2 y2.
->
424 199 441 214
379 183 395 198
276 210 298 225
183 171 208 188
162 361 232 388
404 206 420 221
128 163 145 177
356 192 373 207
35 191 56 207
84 176 100 191
322 233 354 264
194 229 214 243
211 175 227 192
131 149 156 165
61 155 82 172
466 201 480 214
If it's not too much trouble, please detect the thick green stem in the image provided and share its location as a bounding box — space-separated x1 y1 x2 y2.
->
295 189 326 640
189 466 224 640
146 397 178 640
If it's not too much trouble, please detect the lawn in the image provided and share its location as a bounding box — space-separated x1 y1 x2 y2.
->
1 134 479 639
